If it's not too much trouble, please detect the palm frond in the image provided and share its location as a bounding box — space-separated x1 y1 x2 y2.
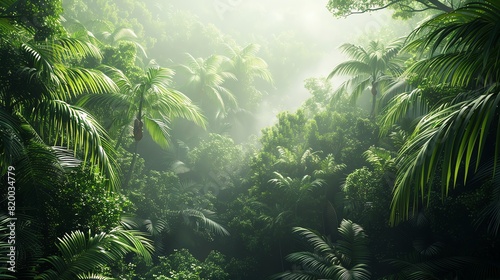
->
279 220 370 279
55 67 118 99
29 100 120 191
403 0 500 87
339 43 368 62
14 141 66 194
331 264 371 280
390 88 500 224
224 43 273 84
152 89 206 128
180 209 230 236
336 220 370 268
20 40 118 100
0 108 24 174
110 27 137 43
143 116 170 149
286 252 334 277
55 37 102 62
292 227 335 258
76 91 132 113
379 88 429 136
76 273 114 280
143 218 169 236
36 227 153 280
328 61 372 79
97 65 133 92
270 270 319 280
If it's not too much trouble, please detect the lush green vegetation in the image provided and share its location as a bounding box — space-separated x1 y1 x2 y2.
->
1 0 499 279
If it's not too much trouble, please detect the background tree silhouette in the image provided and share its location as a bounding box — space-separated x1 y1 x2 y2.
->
328 40 403 118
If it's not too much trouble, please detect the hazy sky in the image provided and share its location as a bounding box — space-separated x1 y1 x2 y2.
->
165 0 419 125
195 1 416 80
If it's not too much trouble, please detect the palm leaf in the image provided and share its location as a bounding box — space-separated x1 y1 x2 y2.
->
20 40 118 101
0 108 24 174
270 270 319 280
151 89 206 128
292 227 335 260
224 43 273 84
29 99 120 191
76 274 114 280
277 220 370 279
286 252 335 278
180 209 230 236
143 218 169 236
336 220 370 268
14 141 66 194
328 61 372 79
403 0 500 87
143 116 170 149
379 88 429 136
35 227 153 280
390 87 500 224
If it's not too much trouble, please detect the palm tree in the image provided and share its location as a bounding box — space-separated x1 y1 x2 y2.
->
388 0 500 228
271 219 371 280
328 40 403 118
224 43 273 109
225 43 273 83
0 36 121 189
79 65 206 188
35 226 153 280
178 53 237 121
268 171 326 206
179 208 230 237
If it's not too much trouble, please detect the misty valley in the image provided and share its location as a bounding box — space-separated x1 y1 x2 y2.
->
1 0 499 279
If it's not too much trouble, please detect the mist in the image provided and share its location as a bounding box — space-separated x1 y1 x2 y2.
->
4 0 498 279
153 0 418 130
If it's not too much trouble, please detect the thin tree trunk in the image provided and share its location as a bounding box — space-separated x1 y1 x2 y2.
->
114 126 127 150
370 82 378 118
425 0 453 12
123 140 139 188
124 89 145 188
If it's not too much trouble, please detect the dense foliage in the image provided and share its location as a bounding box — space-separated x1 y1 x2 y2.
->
1 0 499 279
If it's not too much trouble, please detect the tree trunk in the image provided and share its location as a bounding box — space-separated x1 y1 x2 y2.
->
123 89 145 188
114 126 127 150
370 81 378 118
425 0 453 12
123 140 139 188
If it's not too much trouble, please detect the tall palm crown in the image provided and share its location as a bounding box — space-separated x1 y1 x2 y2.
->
79 65 206 187
328 40 403 117
224 43 274 110
81 64 206 146
388 0 500 229
179 53 237 119
225 43 273 82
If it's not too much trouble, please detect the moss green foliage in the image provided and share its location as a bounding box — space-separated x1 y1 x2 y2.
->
145 249 229 280
1 0 500 279
326 0 456 18
46 167 132 240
